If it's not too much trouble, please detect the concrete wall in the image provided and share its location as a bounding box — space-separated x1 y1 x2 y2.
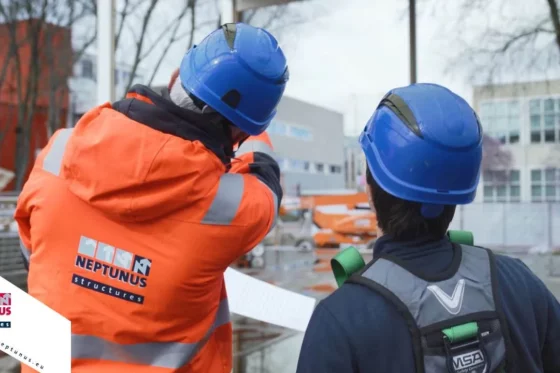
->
448 203 560 250
271 96 345 195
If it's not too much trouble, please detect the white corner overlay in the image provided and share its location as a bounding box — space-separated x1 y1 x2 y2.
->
0 276 71 373
225 268 316 332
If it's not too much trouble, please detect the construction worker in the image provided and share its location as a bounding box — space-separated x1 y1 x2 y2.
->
297 84 560 372
14 23 287 373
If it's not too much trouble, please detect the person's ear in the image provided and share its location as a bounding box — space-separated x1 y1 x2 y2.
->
168 68 180 91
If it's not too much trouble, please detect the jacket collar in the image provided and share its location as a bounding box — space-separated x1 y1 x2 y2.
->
112 85 232 164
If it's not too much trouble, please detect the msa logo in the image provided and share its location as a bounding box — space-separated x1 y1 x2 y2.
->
452 349 486 373
427 279 465 315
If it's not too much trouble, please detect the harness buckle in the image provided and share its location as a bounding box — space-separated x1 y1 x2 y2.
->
443 332 490 373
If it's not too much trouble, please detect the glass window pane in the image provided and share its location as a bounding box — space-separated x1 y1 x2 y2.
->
530 115 541 129
494 170 506 183
531 131 541 143
508 116 520 129
545 114 555 128
495 102 507 116
509 132 520 144
545 129 555 142
531 169 542 182
546 185 556 196
508 101 519 116
545 168 556 183
479 102 493 117
496 132 506 144
531 185 542 197
510 185 520 197
483 170 493 183
529 99 541 114
545 98 555 112
496 185 506 197
483 186 494 202
495 117 507 131
510 170 520 182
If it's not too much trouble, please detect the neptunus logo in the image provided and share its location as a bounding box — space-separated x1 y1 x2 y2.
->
74 236 151 288
0 293 12 328
72 236 152 304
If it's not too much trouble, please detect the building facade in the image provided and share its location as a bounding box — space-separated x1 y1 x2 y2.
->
267 96 345 196
473 80 560 203
69 53 145 123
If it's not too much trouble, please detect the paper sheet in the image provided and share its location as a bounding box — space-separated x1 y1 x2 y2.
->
224 268 317 332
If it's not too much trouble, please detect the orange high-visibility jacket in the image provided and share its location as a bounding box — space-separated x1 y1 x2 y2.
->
14 86 281 373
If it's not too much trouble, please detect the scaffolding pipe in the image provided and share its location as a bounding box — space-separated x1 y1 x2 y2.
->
97 0 116 104
220 0 235 23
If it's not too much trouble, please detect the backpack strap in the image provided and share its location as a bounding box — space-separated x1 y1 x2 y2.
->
347 271 426 373
485 247 515 371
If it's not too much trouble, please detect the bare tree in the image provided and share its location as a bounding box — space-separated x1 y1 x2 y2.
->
482 134 513 171
423 0 560 84
115 0 207 93
0 0 96 190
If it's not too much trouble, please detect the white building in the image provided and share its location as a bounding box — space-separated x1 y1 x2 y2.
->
69 53 146 123
473 80 560 203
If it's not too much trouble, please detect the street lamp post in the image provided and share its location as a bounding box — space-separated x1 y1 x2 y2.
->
409 0 417 84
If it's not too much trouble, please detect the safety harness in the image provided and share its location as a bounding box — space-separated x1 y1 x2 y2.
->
331 231 512 373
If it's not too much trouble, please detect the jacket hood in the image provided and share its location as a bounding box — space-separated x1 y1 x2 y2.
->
61 86 228 222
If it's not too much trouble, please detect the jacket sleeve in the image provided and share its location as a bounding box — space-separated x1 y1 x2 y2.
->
296 302 357 373
13 172 41 271
543 289 560 373
228 131 283 249
514 259 560 372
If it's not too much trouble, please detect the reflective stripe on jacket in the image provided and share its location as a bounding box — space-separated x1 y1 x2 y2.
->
14 85 281 373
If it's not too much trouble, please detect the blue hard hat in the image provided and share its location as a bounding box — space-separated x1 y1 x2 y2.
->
179 23 289 136
359 83 483 209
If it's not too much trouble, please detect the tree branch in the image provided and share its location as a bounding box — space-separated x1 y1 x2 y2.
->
115 0 131 51
146 0 192 86
546 0 560 55
124 0 160 92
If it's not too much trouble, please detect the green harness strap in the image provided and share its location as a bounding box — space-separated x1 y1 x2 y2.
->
331 230 474 288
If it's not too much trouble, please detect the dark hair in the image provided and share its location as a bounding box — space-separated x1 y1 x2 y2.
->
366 167 455 241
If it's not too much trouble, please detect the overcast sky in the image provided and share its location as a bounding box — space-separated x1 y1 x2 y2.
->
135 0 557 136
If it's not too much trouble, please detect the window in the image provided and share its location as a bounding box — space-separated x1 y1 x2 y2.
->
529 98 560 143
288 126 313 141
275 157 287 171
82 59 93 79
288 159 307 172
479 100 520 144
531 168 560 202
330 165 342 174
316 163 324 173
482 169 520 202
268 121 287 136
